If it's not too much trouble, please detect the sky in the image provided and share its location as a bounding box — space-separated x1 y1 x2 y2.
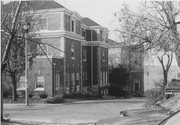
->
55 0 140 41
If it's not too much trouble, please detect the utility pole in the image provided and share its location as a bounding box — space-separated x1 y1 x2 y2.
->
23 21 30 106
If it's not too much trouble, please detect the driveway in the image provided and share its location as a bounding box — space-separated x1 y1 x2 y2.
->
3 98 146 124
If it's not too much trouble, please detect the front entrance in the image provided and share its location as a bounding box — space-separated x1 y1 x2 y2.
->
133 82 139 92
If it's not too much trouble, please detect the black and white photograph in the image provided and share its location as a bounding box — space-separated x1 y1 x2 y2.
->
1 0 180 125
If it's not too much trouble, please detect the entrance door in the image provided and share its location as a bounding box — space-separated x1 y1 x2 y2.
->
135 82 139 92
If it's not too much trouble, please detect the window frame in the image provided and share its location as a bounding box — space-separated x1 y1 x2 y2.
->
35 75 45 91
83 49 87 61
39 17 48 31
17 76 26 90
102 50 105 62
71 18 76 33
71 44 75 59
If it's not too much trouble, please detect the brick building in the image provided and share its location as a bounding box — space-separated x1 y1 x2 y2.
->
17 0 109 97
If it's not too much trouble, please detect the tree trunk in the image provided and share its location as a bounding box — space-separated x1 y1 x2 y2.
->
162 70 168 98
1 78 3 120
1 2 22 120
11 72 17 101
163 71 168 87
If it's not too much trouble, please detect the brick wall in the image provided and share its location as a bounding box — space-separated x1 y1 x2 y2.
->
82 45 91 87
38 37 64 57
28 58 53 96
65 38 81 93
52 58 64 96
93 46 98 85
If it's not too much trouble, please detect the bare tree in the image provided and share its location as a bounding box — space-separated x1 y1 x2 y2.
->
114 1 180 93
1 1 40 102
158 53 173 90
1 1 66 120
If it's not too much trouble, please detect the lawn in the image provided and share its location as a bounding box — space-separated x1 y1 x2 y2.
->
3 98 146 124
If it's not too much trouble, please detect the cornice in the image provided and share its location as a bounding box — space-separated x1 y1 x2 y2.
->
81 41 109 48
35 30 84 41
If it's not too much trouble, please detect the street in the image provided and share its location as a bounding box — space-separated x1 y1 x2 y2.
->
3 98 145 124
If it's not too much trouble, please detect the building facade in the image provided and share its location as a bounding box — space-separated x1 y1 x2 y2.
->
108 41 144 95
17 0 109 97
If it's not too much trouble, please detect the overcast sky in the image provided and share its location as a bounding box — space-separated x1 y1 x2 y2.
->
55 0 140 41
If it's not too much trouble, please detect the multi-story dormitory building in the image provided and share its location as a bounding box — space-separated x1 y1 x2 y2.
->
16 0 109 97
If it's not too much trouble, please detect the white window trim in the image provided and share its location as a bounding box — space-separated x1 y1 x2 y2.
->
34 88 44 91
35 75 45 90
17 76 26 90
16 88 26 91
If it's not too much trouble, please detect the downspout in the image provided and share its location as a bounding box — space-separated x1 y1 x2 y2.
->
91 30 93 92
80 42 83 92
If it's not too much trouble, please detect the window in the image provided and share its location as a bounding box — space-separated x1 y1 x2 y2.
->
86 30 91 41
100 71 102 87
71 19 75 32
71 44 75 59
55 74 60 91
17 76 26 89
102 30 107 42
103 72 106 86
101 71 104 86
36 75 44 88
105 72 108 85
135 83 139 92
67 63 69 69
102 50 105 62
82 28 86 40
38 44 50 56
71 73 75 86
76 73 80 85
83 72 85 80
76 20 81 34
39 18 47 30
76 73 79 80
83 49 86 61
66 73 70 94
66 73 70 87
85 72 88 80
65 14 70 31
92 30 97 41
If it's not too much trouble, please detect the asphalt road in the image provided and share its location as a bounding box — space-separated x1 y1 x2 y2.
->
3 98 147 124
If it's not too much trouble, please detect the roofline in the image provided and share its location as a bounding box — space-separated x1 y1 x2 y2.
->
34 7 82 20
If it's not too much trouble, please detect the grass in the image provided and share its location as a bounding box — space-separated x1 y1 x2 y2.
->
3 95 125 104
3 97 46 104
